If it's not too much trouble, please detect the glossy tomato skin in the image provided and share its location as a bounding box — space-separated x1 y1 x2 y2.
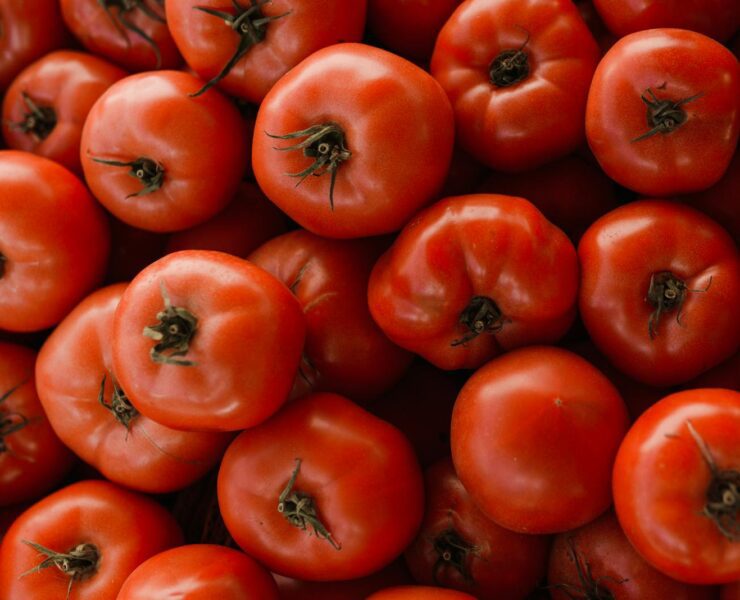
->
252 43 454 239
0 151 110 332
613 389 740 584
431 0 599 171
80 70 248 232
36 284 232 493
0 342 75 507
117 544 279 600
218 392 424 581
451 346 630 534
165 0 366 103
405 458 550 599
367 586 477 600
578 200 740 387
112 250 305 432
368 194 579 370
586 29 739 197
2 50 127 175
0 480 183 600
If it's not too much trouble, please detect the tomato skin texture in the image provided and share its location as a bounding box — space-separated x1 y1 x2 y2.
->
451 346 630 534
367 586 477 600
586 29 739 197
252 43 454 239
431 0 599 171
218 392 424 581
0 480 183 600
0 150 111 332
112 250 305 432
80 70 248 232
368 194 579 370
117 544 279 600
578 200 740 387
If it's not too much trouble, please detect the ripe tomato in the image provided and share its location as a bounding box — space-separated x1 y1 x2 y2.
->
613 388 740 584
368 194 578 370
451 346 630 534
431 0 599 171
586 29 739 196
81 70 248 232
578 200 740 387
252 43 454 239
218 392 424 581
367 586 477 600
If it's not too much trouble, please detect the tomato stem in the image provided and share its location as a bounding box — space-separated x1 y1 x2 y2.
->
645 272 711 339
451 296 508 347
143 281 198 366
20 540 99 600
431 528 477 585
489 27 531 87
546 538 623 599
90 155 165 198
632 88 703 142
0 252 6 278
9 92 56 140
99 0 166 68
0 382 29 454
98 374 139 429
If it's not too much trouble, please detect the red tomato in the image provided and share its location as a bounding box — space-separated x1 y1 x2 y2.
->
680 353 740 392
578 200 740 387
0 150 110 332
2 50 126 175
165 0 366 102
451 346 630 534
430 0 599 171
367 586 477 600
723 582 740 600
368 194 579 370
586 29 739 196
252 43 454 239
117 544 279 600
218 392 424 581
0 480 183 600
0 342 75 507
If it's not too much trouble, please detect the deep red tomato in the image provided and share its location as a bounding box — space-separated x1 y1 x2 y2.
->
586 29 739 196
430 0 599 171
112 250 305 432
578 200 739 387
0 480 183 600
218 392 424 581
680 352 740 392
0 342 75 507
723 582 740 600
117 544 279 600
165 0 366 102
368 194 578 370
367 586 477 600
405 458 550 599
0 150 110 332
252 43 454 239
451 346 630 534
613 388 740 584
2 50 126 175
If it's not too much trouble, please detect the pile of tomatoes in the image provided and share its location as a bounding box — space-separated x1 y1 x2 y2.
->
0 0 738 598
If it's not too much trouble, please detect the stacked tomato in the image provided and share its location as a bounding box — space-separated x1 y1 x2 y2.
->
0 0 738 598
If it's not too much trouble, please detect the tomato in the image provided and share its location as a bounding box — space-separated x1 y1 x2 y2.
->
548 511 717 599
573 0 617 55
0 342 75 507
60 0 181 71
578 200 740 387
165 0 366 102
0 150 110 332
218 392 424 581
112 250 304 432
367 586 477 600
680 353 740 392
117 544 279 600
404 458 550 599
451 346 630 534
252 43 454 239
613 388 740 584
368 194 578 370
0 480 182 600
2 50 126 175
586 29 739 197
430 0 599 171
723 582 740 600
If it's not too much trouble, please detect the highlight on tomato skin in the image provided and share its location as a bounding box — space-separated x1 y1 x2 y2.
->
366 585 478 599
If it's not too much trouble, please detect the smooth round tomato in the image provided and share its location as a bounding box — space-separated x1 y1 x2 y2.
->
0 150 110 332
0 480 183 600
80 70 248 232
613 388 740 584
367 586 477 600
586 29 739 196
430 0 599 171
451 346 630 534
117 544 279 600
368 194 578 370
252 43 454 239
218 392 424 581
578 200 739 387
